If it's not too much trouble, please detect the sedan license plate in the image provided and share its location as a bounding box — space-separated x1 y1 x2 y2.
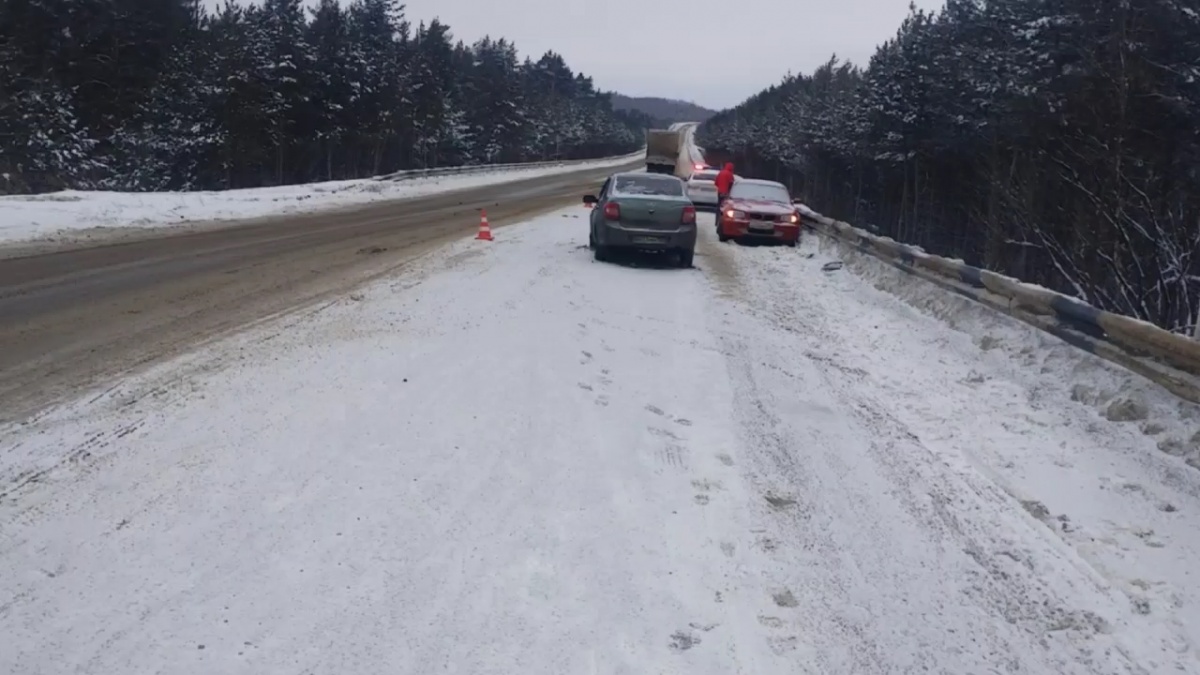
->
632 236 666 244
749 223 776 232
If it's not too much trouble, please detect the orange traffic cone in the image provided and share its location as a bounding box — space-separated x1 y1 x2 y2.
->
476 209 494 241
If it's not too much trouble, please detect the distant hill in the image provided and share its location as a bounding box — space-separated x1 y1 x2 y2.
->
610 95 717 125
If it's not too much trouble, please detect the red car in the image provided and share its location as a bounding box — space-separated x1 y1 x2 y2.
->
716 178 803 247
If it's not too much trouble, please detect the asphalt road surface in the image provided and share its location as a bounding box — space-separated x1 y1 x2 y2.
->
0 160 639 424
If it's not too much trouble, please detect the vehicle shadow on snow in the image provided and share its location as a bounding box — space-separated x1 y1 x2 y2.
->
576 245 694 271
726 238 794 248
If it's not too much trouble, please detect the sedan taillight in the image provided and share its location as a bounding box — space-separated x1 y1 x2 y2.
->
603 202 620 220
681 206 696 224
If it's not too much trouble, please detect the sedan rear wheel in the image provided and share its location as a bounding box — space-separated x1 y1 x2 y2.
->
678 248 695 268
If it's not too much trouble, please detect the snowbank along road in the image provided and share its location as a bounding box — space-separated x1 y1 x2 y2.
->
0 158 640 424
0 152 643 250
2 206 1198 674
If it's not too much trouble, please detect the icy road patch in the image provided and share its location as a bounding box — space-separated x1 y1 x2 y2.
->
0 210 1197 673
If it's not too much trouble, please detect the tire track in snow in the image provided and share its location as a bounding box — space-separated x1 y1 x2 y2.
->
695 225 1163 673
773 238 1198 669
3 209 1188 673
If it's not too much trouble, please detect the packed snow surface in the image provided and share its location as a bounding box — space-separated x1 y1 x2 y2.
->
0 152 640 246
683 123 706 165
2 209 1198 673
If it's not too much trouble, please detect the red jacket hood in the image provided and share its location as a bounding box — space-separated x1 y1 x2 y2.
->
715 164 736 192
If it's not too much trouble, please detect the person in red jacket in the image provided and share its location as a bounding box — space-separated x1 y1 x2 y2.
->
714 162 735 205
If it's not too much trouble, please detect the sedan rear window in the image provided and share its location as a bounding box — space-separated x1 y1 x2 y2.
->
613 175 684 197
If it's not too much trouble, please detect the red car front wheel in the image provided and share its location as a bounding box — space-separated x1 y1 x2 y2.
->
717 218 731 242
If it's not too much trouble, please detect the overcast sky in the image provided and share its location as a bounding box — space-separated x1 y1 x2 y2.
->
207 0 945 110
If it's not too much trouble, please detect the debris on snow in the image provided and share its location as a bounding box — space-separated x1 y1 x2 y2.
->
668 631 701 651
771 589 799 608
1105 397 1149 422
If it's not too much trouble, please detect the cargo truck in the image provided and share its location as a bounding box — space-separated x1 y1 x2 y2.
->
644 129 681 175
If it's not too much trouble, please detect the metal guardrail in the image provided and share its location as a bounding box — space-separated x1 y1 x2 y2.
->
373 150 646 182
674 132 1200 401
799 209 1200 404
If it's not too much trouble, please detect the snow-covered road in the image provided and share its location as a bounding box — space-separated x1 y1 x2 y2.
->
2 210 1198 673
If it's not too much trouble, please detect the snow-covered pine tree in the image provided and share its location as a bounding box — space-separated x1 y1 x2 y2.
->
699 0 1200 335
0 0 646 194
